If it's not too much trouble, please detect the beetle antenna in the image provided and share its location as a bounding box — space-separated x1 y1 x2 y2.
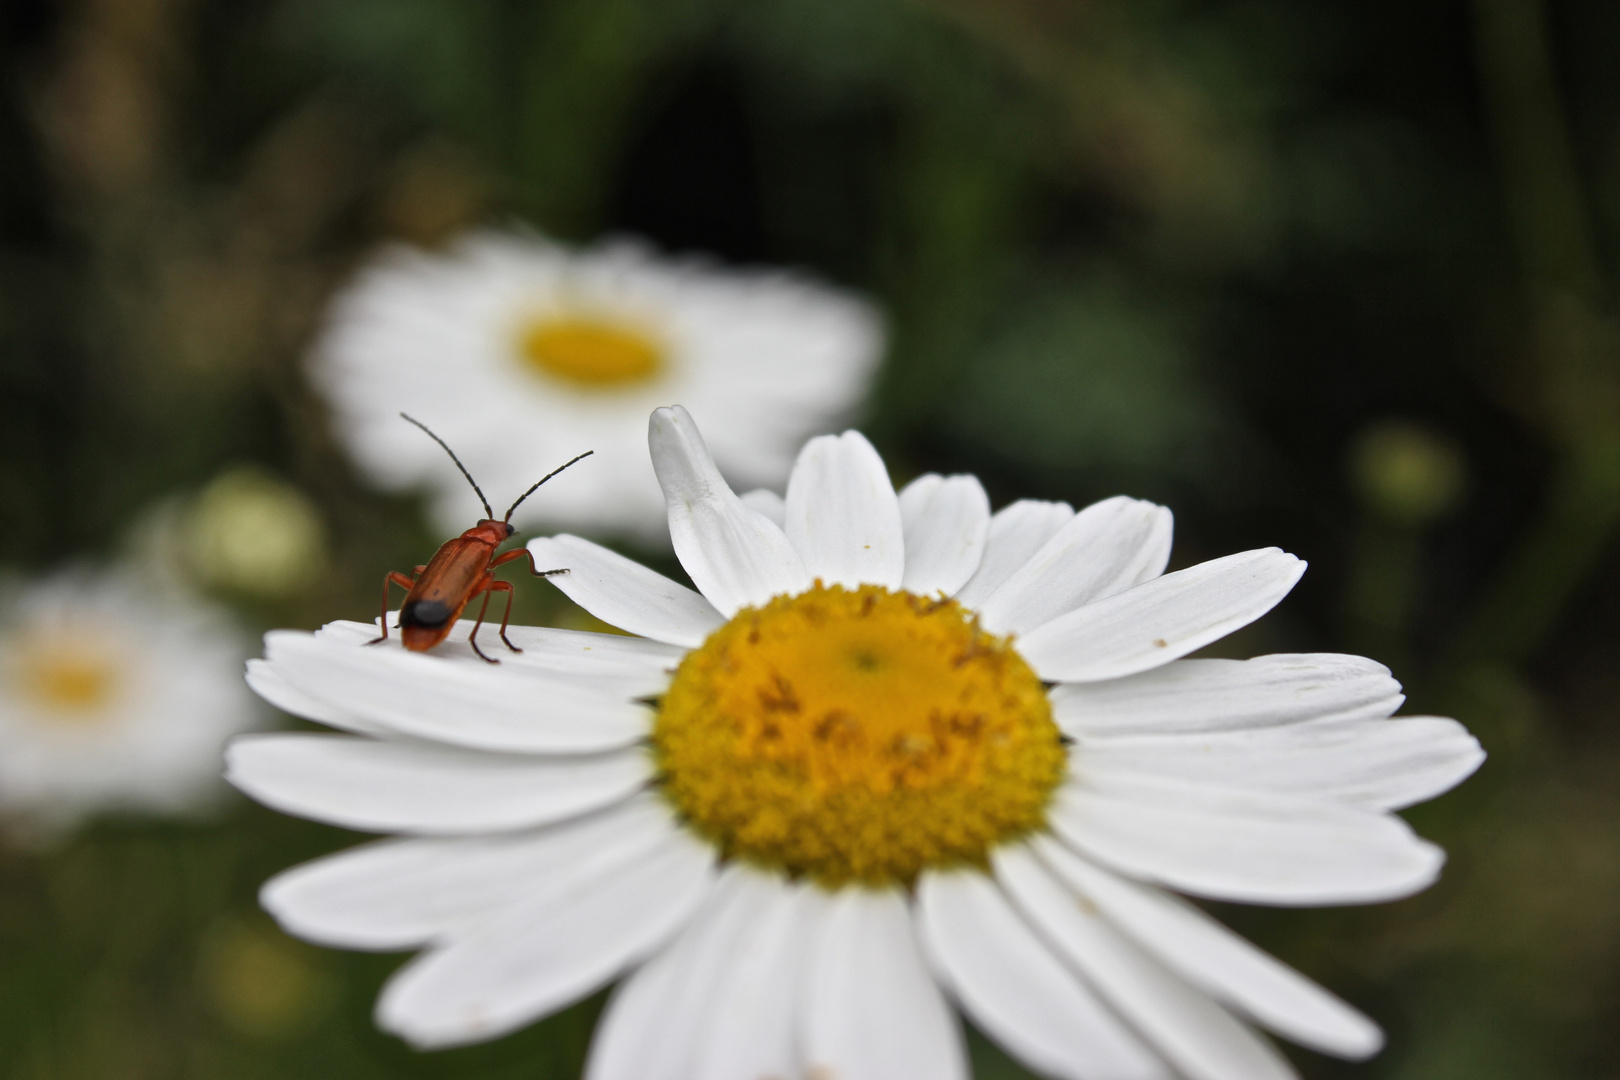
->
399 413 493 520
505 450 594 522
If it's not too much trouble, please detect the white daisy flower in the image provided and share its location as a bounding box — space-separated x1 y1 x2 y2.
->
230 406 1485 1080
0 567 259 834
311 231 883 543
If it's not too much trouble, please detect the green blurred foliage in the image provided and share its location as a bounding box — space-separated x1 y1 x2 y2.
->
3 0 1620 1076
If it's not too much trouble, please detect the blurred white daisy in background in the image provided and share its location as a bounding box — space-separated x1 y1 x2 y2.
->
0 567 260 837
311 231 883 543
229 406 1484 1080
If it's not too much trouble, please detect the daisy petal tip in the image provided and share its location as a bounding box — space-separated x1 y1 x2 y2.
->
261 628 315 657
256 870 322 945
1340 837 1446 906
373 999 452 1051
1419 722 1488 799
374 974 494 1051
257 891 300 939
221 733 276 788
648 403 699 446
647 406 715 484
1342 1019 1386 1061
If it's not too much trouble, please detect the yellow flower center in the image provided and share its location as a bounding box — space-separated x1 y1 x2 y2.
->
7 638 124 721
517 316 664 388
655 584 1066 886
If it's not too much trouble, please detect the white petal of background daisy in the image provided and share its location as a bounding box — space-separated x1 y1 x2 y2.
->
0 567 259 836
311 230 883 543
232 405 1485 1080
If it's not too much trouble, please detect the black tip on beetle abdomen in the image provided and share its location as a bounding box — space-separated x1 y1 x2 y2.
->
401 599 453 629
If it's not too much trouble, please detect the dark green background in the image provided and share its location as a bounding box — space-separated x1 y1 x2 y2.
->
3 0 1620 1076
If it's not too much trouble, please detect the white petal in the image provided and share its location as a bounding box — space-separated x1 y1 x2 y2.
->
1019 549 1307 682
1050 654 1404 737
954 500 1075 608
784 431 905 590
898 474 991 599
526 534 722 648
261 794 677 951
1032 837 1382 1059
499 623 686 679
315 618 685 684
375 827 716 1047
1050 772 1444 904
246 657 385 735
802 887 967 1080
978 497 1173 635
996 845 1295 1080
587 867 782 1080
739 488 787 527
263 631 650 754
225 734 650 834
311 619 380 646
686 872 817 1080
917 870 1168 1080
650 405 811 614
1078 717 1484 810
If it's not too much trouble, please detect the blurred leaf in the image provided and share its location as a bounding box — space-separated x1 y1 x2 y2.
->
276 0 507 150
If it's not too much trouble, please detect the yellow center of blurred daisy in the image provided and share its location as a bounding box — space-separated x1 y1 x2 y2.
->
654 584 1066 886
8 640 122 720
517 317 664 387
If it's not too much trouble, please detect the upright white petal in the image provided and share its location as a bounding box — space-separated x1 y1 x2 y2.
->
649 405 811 614
226 734 650 834
526 534 723 648
375 827 716 1048
801 887 968 1080
1033 837 1383 1059
1050 654 1404 737
263 631 650 754
1050 772 1444 904
898 474 991 598
996 845 1296 1080
1076 717 1485 810
977 497 1172 635
1019 549 1307 682
954 500 1075 608
917 870 1169 1080
785 431 905 590
262 794 677 951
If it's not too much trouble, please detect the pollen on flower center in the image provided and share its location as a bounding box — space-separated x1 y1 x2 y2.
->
517 316 664 388
654 584 1066 886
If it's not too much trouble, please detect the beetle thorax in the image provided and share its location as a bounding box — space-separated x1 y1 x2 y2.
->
466 520 516 544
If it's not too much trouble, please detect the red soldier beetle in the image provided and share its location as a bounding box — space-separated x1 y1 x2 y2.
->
367 413 593 663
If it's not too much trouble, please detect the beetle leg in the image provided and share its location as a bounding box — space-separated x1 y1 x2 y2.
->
488 580 524 654
367 571 420 645
413 565 427 576
490 547 569 579
466 580 500 664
